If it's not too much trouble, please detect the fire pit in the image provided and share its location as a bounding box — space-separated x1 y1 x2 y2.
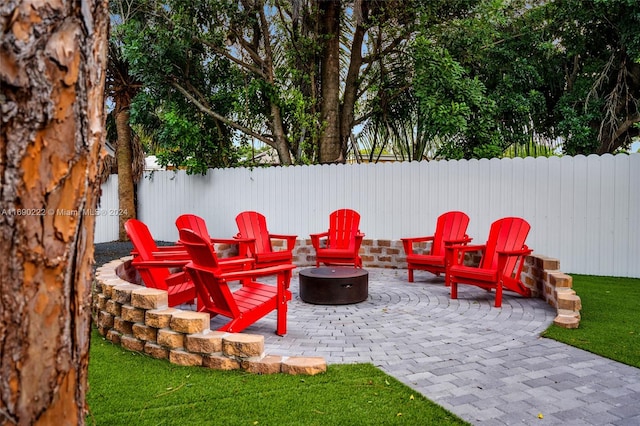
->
299 266 368 305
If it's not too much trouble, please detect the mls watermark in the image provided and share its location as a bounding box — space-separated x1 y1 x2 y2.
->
1 208 128 217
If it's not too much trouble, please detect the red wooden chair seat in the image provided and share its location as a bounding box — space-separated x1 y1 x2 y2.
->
405 253 446 267
316 248 360 259
178 228 295 335
448 217 533 307
448 262 499 282
235 211 297 268
310 209 364 268
402 211 471 283
252 250 292 265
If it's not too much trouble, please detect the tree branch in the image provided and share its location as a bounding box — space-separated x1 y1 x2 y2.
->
170 80 274 146
198 37 267 79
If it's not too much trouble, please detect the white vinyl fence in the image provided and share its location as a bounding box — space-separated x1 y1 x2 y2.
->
96 153 640 278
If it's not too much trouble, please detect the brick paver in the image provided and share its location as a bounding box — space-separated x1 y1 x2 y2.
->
206 268 640 425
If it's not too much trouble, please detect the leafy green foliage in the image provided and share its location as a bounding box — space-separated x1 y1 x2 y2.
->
412 38 501 159
418 0 640 159
112 0 640 167
114 0 243 173
547 0 640 154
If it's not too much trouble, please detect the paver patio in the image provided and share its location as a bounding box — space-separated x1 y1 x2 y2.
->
216 268 640 426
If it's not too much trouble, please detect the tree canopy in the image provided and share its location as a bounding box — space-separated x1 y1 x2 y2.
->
109 0 640 171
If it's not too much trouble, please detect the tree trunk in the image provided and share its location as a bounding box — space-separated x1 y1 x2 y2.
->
340 13 367 163
0 1 109 425
270 103 294 165
115 107 137 241
318 0 343 163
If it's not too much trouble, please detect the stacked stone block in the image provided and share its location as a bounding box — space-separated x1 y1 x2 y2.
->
521 254 581 329
93 259 326 376
292 238 407 269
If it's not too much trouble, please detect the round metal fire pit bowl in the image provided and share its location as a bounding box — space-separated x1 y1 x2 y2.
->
299 266 369 305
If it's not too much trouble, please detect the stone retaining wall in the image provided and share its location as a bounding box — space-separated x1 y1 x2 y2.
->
92 258 326 375
521 255 581 329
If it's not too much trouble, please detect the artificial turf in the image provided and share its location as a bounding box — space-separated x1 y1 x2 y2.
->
87 330 468 425
542 274 640 369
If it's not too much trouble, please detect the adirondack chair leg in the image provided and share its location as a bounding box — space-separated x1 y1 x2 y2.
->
408 268 414 283
450 281 458 299
276 273 289 336
495 284 503 308
276 299 287 336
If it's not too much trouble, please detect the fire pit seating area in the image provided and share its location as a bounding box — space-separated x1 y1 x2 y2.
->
124 210 580 325
96 210 580 373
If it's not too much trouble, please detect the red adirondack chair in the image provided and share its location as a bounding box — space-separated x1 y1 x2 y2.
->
178 228 295 335
125 218 190 260
402 211 472 284
310 209 365 268
175 214 254 272
235 211 297 268
124 219 195 307
447 217 533 307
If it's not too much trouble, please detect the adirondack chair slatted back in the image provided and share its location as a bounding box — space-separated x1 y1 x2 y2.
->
448 216 532 306
328 209 361 250
124 219 161 259
175 214 211 241
236 211 272 254
482 217 531 274
431 211 470 256
124 219 172 287
177 228 238 317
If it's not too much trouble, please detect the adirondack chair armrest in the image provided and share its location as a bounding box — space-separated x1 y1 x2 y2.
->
495 247 532 257
232 235 257 256
151 250 191 260
268 233 298 251
213 237 253 246
310 232 329 249
401 236 435 243
218 257 255 271
131 258 190 268
130 246 188 256
219 263 296 281
443 235 472 246
153 244 185 251
401 236 435 254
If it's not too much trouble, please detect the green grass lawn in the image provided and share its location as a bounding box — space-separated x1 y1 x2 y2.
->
87 331 468 425
542 274 640 369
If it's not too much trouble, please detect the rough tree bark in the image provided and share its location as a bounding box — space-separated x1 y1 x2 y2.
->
0 1 109 425
114 106 136 241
